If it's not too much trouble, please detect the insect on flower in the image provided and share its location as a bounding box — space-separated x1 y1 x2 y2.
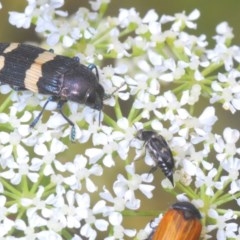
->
0 43 107 140
147 201 202 240
136 129 175 186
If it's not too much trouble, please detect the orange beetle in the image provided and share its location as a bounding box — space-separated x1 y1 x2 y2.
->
148 201 202 240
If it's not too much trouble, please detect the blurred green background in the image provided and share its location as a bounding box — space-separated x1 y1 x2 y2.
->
0 0 240 238
1 0 240 44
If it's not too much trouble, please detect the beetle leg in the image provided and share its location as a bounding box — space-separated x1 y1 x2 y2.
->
11 85 27 91
57 100 76 141
30 96 57 128
146 165 158 180
88 64 99 81
149 165 158 174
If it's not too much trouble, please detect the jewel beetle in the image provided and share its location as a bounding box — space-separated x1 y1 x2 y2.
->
0 43 106 140
136 130 174 186
147 201 202 240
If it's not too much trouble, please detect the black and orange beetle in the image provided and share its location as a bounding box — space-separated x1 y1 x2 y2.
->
147 201 202 240
0 43 106 140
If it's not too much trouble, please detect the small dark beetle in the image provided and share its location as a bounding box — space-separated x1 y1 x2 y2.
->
0 43 106 140
136 130 174 186
147 201 202 240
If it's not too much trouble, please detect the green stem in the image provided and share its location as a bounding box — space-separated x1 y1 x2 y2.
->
0 178 22 199
103 113 118 128
119 26 137 38
211 170 232 203
176 182 199 199
132 113 144 124
62 229 73 240
29 167 47 194
0 94 12 112
91 26 117 45
21 175 29 193
114 97 123 119
166 38 189 62
214 192 237 206
172 82 190 94
201 62 223 77
218 208 240 217
98 2 109 19
128 108 140 123
122 209 164 217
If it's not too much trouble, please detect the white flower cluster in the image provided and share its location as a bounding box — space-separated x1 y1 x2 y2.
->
0 0 239 239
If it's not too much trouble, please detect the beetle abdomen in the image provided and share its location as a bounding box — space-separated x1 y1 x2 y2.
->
0 43 81 95
146 134 174 185
136 130 175 186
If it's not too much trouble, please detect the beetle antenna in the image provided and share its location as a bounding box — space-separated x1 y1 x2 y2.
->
104 82 126 100
98 110 101 127
133 123 138 131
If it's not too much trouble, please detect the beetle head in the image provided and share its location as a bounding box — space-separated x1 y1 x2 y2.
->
136 129 155 142
62 64 105 110
172 201 202 220
84 84 105 110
